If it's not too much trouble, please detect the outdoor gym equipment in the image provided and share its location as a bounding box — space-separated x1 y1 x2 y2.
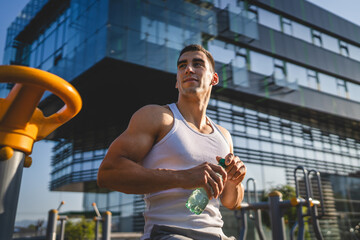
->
235 166 325 240
92 202 112 240
0 65 82 240
46 201 68 240
45 202 112 240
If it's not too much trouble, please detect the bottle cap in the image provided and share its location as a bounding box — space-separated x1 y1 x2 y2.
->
218 158 226 168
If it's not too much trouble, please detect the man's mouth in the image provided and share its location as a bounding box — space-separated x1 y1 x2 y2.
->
183 77 198 83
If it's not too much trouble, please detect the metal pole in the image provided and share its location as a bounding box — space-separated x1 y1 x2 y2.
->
307 170 324 240
0 148 26 240
236 208 248 240
46 209 58 240
92 202 102 240
102 211 112 240
58 216 67 240
268 190 286 240
94 217 100 240
246 178 266 240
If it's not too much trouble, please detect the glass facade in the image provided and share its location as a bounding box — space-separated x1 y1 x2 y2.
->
2 0 360 238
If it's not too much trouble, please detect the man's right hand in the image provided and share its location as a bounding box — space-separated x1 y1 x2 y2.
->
179 162 227 199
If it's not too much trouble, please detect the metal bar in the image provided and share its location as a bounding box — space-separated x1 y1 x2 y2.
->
92 202 101 217
46 209 58 240
246 178 265 240
290 221 298 240
58 216 67 240
102 211 112 240
294 166 310 240
0 149 26 240
94 216 101 240
268 191 286 240
308 170 325 218
236 208 248 240
307 170 324 240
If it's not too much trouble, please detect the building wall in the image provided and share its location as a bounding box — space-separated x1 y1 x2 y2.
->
2 0 360 237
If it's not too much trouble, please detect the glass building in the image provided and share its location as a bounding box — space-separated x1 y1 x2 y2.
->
2 0 360 238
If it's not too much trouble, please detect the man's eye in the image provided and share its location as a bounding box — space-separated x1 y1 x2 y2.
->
178 64 186 69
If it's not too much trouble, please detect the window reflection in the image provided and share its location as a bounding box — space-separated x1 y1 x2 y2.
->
318 73 337 95
249 51 273 76
281 17 292 35
258 8 280 31
347 82 360 102
243 163 264 190
246 126 259 136
248 139 260 150
263 165 286 190
292 21 312 43
287 63 306 85
322 33 338 53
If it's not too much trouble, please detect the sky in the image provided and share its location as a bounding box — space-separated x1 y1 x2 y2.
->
1 0 360 227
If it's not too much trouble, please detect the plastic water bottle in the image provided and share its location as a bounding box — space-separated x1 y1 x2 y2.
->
186 158 227 215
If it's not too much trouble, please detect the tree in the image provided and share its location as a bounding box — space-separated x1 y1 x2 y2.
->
64 217 95 240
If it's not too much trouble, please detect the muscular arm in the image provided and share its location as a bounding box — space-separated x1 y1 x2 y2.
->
98 105 180 193
97 105 227 197
217 126 247 210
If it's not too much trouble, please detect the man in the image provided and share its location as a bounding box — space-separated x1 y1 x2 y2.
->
97 44 246 240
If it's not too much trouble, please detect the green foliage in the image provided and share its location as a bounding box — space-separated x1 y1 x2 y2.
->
63 217 95 240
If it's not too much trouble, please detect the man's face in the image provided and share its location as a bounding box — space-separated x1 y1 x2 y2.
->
176 51 218 95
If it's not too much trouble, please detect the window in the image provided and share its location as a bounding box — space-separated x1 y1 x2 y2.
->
336 79 348 98
292 22 311 43
208 40 235 64
307 69 319 90
322 33 338 53
234 136 247 148
257 8 281 31
318 73 337 95
249 51 273 76
274 59 286 80
281 17 292 35
347 81 360 102
311 29 322 47
263 165 286 190
287 63 307 85
248 139 260 150
348 43 360 61
339 40 349 57
232 53 248 87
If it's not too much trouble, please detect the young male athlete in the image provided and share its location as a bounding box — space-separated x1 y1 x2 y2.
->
97 44 247 239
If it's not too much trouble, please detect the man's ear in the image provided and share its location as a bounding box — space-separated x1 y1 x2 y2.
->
211 72 219 86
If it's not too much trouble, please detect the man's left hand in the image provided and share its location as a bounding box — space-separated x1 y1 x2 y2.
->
216 153 246 185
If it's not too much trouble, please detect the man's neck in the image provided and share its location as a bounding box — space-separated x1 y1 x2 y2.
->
176 96 211 131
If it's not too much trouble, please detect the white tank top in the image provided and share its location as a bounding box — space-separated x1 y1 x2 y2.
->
141 103 230 240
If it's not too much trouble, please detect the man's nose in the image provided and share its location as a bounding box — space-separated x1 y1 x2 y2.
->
185 65 194 74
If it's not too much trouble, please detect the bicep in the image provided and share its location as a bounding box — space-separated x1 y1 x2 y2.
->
105 128 155 165
101 107 160 169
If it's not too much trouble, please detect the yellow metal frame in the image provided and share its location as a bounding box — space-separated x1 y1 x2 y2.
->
0 65 82 154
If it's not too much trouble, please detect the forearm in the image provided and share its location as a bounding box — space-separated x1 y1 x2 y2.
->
220 182 245 210
97 158 184 194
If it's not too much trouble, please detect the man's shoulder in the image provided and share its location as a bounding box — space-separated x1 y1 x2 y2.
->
215 123 232 146
215 124 230 135
131 104 174 127
135 104 172 118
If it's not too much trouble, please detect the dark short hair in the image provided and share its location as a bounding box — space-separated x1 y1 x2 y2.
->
177 44 215 72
